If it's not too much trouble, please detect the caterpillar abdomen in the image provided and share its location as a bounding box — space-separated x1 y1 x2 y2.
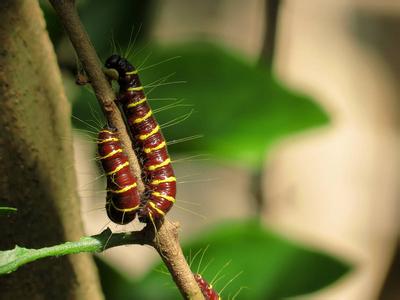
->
105 55 176 223
97 127 140 224
194 273 221 300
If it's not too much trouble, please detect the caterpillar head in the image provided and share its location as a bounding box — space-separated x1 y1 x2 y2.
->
105 54 121 69
105 54 136 77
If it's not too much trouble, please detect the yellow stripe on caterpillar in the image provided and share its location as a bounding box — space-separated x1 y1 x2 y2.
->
149 201 166 216
127 97 147 108
138 125 160 140
99 129 114 134
144 141 166 153
151 191 175 203
109 200 139 212
132 110 152 124
126 70 138 75
147 158 171 171
150 177 176 185
97 137 119 144
109 182 137 194
107 161 129 175
99 148 123 160
127 86 144 92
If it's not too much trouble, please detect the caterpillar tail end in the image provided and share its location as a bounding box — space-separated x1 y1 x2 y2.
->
106 200 137 225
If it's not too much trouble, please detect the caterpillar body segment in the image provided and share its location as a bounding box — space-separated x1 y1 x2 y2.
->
105 54 176 223
194 273 221 300
97 127 141 224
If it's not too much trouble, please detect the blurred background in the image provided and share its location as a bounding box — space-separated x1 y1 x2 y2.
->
42 0 400 299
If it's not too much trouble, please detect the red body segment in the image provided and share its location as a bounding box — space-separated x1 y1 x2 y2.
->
194 273 221 300
97 127 140 224
105 55 176 223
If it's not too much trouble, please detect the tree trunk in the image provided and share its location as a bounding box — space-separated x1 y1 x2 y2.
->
0 1 103 299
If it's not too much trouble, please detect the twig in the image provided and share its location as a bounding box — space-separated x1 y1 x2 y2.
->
49 0 144 192
259 0 280 67
152 221 204 299
0 228 149 275
48 1 203 299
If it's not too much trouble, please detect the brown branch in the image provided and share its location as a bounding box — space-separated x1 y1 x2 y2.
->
259 0 281 67
49 0 144 192
48 1 203 299
152 221 204 300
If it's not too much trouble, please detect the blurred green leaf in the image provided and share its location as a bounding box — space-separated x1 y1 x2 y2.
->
95 257 140 300
78 0 153 58
137 220 350 300
0 206 17 214
71 42 328 167
96 220 350 300
137 42 329 167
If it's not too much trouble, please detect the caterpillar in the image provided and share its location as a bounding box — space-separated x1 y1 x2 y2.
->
104 54 176 224
97 126 141 224
194 273 221 300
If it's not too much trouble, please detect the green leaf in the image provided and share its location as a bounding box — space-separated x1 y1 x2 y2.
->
136 220 350 300
41 0 152 60
136 42 329 166
95 257 140 300
71 42 328 167
0 206 17 214
80 0 154 59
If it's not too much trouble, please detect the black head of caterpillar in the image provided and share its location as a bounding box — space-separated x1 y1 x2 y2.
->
105 54 132 73
105 54 139 84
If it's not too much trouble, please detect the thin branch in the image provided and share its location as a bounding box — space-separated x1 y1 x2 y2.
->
0 222 202 299
48 1 203 299
259 0 281 67
0 227 149 275
152 221 204 300
49 0 144 192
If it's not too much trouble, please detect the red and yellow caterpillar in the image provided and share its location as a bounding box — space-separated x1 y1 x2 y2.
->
105 54 176 223
97 126 140 224
194 273 221 300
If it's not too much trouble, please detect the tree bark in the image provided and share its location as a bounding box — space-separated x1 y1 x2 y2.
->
0 1 103 299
